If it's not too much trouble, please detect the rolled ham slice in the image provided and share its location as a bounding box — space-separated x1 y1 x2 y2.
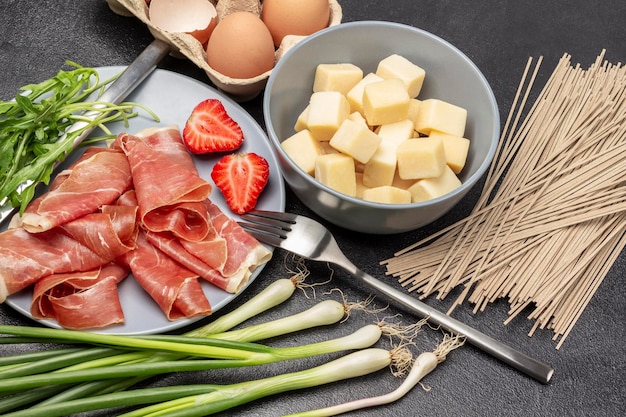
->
117 130 214 242
119 231 211 321
146 200 272 294
14 147 132 233
0 206 138 302
30 262 129 329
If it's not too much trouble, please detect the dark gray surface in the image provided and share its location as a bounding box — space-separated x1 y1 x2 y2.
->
1 1 624 416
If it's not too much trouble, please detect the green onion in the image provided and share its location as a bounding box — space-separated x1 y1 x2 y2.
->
1 348 393 417
0 276 308 411
285 334 466 417
187 276 302 337
0 324 382 394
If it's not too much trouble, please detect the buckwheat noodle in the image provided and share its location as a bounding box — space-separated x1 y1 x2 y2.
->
381 50 626 349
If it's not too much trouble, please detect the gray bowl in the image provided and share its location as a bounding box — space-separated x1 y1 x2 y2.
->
263 21 499 234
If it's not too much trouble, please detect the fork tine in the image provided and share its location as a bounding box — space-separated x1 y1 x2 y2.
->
238 210 298 248
243 210 298 225
239 224 285 248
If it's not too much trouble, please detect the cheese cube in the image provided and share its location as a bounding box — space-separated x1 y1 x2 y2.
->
392 170 416 190
313 63 364 96
355 172 368 199
294 105 309 132
319 140 339 155
407 165 462 202
362 140 397 188
346 72 384 114
375 119 414 147
407 99 421 127
414 98 467 137
376 54 426 98
329 119 381 164
429 131 470 174
348 111 369 128
280 130 322 175
307 91 351 141
363 186 412 204
397 136 446 179
315 153 357 197
362 79 410 126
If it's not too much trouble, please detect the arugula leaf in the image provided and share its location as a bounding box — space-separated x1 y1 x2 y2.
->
0 62 158 215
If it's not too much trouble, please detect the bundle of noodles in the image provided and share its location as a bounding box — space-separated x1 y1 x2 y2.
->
382 50 626 349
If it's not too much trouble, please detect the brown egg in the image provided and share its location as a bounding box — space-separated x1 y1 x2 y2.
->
261 0 331 47
148 0 218 45
206 11 276 79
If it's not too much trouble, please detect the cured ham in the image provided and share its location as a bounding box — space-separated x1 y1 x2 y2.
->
0 123 272 330
119 231 211 320
116 189 213 320
145 200 272 294
0 206 138 302
117 130 213 242
30 263 129 329
13 147 132 233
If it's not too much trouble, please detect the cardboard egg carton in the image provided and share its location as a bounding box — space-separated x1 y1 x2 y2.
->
106 0 343 101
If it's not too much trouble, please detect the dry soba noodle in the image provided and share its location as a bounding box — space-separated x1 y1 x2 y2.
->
381 50 626 349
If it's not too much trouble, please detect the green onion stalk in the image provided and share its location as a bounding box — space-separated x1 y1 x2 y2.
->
0 348 394 417
0 276 370 413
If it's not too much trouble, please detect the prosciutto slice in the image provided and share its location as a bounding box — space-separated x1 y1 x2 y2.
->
117 130 213 242
0 206 138 302
119 231 211 321
30 263 129 329
14 147 132 233
146 200 272 294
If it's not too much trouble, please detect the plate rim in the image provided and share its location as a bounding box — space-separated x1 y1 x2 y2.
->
3 66 285 335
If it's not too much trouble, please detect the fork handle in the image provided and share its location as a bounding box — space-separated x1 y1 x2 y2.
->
352 269 554 384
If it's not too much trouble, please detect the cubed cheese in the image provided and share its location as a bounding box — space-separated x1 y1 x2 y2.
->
413 98 467 137
376 54 426 98
362 78 410 126
355 172 367 199
392 169 417 190
348 111 369 128
407 165 462 202
363 186 412 204
319 140 339 155
429 131 470 174
280 129 322 175
362 140 397 188
313 63 364 95
375 119 414 147
397 136 446 179
306 91 351 141
329 119 382 164
346 72 384 115
315 153 357 197
407 99 421 128
294 105 310 132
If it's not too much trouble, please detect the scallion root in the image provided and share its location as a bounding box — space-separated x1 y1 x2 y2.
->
284 332 466 417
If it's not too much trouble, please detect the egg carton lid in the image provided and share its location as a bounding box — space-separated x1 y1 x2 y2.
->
105 0 343 101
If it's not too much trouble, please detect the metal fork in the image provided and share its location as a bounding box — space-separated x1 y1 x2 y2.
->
239 210 554 384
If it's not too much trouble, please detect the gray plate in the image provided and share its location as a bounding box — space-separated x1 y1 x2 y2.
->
4 67 285 335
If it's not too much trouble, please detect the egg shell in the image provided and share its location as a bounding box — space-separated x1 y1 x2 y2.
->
206 11 276 79
106 0 343 101
148 0 217 45
261 0 331 47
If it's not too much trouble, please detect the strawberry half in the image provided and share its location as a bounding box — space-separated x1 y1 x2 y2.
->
183 99 244 154
211 153 270 215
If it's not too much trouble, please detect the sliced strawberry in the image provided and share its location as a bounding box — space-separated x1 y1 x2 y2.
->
211 153 270 215
183 99 244 154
